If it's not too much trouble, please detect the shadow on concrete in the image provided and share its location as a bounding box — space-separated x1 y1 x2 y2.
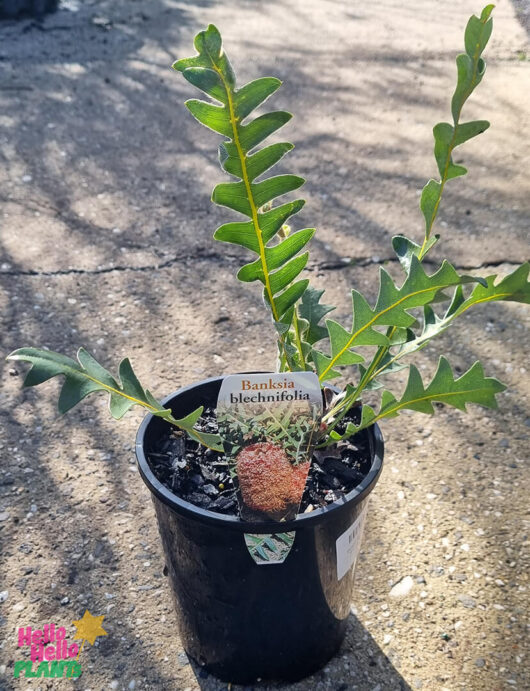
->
186 612 413 690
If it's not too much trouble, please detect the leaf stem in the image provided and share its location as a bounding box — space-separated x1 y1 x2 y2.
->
323 11 492 427
318 282 454 384
292 309 306 369
212 62 294 370
419 14 489 255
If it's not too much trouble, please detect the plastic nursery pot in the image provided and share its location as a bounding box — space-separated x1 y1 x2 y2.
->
0 0 58 19
135 376 384 684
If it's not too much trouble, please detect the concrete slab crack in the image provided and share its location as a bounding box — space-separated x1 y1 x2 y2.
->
0 253 525 279
313 256 528 272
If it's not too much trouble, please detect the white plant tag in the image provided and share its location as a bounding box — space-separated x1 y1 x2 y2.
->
217 372 322 523
336 503 369 580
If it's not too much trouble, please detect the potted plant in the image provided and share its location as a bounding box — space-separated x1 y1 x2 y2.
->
7 5 529 684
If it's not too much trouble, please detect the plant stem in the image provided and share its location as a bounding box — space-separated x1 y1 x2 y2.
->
292 309 306 370
211 63 294 370
419 17 489 255
321 15 491 430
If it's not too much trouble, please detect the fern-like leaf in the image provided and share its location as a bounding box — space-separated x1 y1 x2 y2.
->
174 24 312 321
368 263 530 382
412 5 494 262
297 287 335 346
7 347 223 450
324 357 506 444
313 257 485 381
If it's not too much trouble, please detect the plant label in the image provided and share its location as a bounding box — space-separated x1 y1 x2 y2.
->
336 503 368 580
217 372 323 523
243 531 296 565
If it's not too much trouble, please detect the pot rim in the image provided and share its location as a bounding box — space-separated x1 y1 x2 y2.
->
135 376 384 532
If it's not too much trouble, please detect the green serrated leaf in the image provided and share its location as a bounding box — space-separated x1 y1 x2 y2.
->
420 179 441 235
384 357 505 417
212 181 252 217
234 77 281 120
237 229 314 283
452 9 492 121
185 100 231 137
174 25 235 88
246 143 294 181
179 67 227 104
454 120 490 145
315 256 486 383
332 357 506 442
252 174 305 208
377 263 530 378
271 279 310 318
176 26 310 332
464 11 493 59
214 219 259 252
269 252 309 294
260 200 306 243
418 8 493 248
238 111 292 151
327 320 365 365
433 120 489 181
298 287 335 345
7 348 223 451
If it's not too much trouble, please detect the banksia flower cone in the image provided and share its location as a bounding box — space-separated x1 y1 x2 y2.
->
236 442 309 517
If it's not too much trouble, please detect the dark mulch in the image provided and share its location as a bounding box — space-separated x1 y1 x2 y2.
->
146 407 372 517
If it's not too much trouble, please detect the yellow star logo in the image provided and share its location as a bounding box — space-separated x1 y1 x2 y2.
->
72 610 108 658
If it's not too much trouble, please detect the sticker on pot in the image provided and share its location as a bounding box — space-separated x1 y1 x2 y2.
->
244 531 295 565
336 503 368 580
217 372 322 523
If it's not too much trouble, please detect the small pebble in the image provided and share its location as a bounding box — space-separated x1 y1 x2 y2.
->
178 652 190 667
457 594 476 609
390 576 414 597
0 590 8 603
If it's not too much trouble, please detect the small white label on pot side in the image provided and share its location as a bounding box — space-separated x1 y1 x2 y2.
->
243 531 296 565
336 503 369 580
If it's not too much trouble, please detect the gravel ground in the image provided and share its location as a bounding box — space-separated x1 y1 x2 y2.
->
0 1 529 690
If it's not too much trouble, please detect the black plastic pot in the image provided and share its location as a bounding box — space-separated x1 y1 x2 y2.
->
136 376 384 684
0 0 58 19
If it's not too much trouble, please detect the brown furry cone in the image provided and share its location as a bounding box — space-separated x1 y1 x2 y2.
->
236 441 310 517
